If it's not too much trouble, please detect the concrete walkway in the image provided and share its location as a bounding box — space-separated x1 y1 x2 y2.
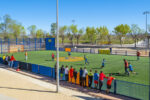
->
0 64 102 100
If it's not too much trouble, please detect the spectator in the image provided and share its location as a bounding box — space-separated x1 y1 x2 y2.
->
52 53 55 61
69 66 74 83
8 56 11 66
2 55 6 64
99 71 106 91
73 68 77 84
10 54 16 67
123 59 129 75
88 69 93 88
82 67 88 87
94 70 99 89
65 66 69 81
5 55 8 65
25 51 28 61
106 74 115 94
137 51 140 60
60 65 65 80
79 67 83 86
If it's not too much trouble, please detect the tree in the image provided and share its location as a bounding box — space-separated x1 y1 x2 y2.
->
96 26 109 44
36 29 44 38
9 20 26 38
59 25 67 44
51 23 56 37
75 28 83 44
69 24 78 44
86 27 97 44
130 24 144 47
0 14 12 39
28 25 36 38
114 24 130 46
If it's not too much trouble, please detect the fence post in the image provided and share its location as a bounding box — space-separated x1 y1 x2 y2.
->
8 39 10 53
40 38 42 50
114 80 117 94
0 39 2 54
28 38 30 51
16 38 18 45
23 38 25 51
35 38 37 51
125 50 127 56
90 48 92 53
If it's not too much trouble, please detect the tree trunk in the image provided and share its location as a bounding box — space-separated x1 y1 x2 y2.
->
134 39 136 48
119 37 122 47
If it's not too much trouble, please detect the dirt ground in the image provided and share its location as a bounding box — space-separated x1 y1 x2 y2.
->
0 65 101 100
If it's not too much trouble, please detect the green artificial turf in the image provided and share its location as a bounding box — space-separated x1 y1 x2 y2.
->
1 50 149 85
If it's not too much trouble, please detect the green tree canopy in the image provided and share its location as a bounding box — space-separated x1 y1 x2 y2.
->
51 23 56 37
36 29 44 38
28 25 36 38
86 27 96 44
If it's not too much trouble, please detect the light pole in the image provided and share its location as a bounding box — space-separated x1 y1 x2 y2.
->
56 0 59 93
143 11 150 33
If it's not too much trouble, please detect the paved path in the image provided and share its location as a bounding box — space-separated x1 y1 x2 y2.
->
0 65 102 100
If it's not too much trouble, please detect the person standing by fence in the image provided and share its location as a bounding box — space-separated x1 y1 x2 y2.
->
82 67 88 87
137 51 140 60
79 67 83 86
69 66 74 83
88 69 93 88
94 70 99 89
65 66 69 81
99 71 106 91
106 74 115 94
73 68 77 84
10 54 16 67
60 65 65 80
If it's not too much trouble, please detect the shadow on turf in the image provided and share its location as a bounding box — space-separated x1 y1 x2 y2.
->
45 60 54 61
0 86 56 93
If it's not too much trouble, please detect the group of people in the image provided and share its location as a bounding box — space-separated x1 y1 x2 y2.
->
2 54 16 67
58 65 115 94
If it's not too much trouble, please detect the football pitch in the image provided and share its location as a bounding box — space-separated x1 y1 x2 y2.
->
1 50 149 85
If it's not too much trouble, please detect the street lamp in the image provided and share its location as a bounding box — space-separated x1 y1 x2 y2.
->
56 0 59 93
143 11 150 33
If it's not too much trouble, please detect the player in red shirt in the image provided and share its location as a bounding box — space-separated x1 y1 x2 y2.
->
51 53 55 61
124 59 129 75
99 71 106 91
10 54 16 67
137 51 140 60
69 66 74 83
106 74 115 94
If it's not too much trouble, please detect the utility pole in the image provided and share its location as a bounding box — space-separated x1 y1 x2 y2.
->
56 0 59 93
143 11 150 33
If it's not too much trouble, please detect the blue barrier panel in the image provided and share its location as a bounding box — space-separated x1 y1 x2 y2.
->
52 68 55 78
13 61 19 69
0 57 3 63
31 64 39 74
39 65 52 77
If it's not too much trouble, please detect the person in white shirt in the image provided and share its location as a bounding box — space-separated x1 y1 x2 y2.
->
82 67 88 87
65 66 69 81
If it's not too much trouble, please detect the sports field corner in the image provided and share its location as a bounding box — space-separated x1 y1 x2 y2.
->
0 64 136 100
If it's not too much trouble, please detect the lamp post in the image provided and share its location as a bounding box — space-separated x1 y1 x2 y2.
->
143 11 150 33
56 0 59 93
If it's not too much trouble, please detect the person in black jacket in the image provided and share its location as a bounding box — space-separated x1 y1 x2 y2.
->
73 68 77 84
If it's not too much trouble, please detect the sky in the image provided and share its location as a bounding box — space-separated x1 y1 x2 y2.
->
0 0 150 34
